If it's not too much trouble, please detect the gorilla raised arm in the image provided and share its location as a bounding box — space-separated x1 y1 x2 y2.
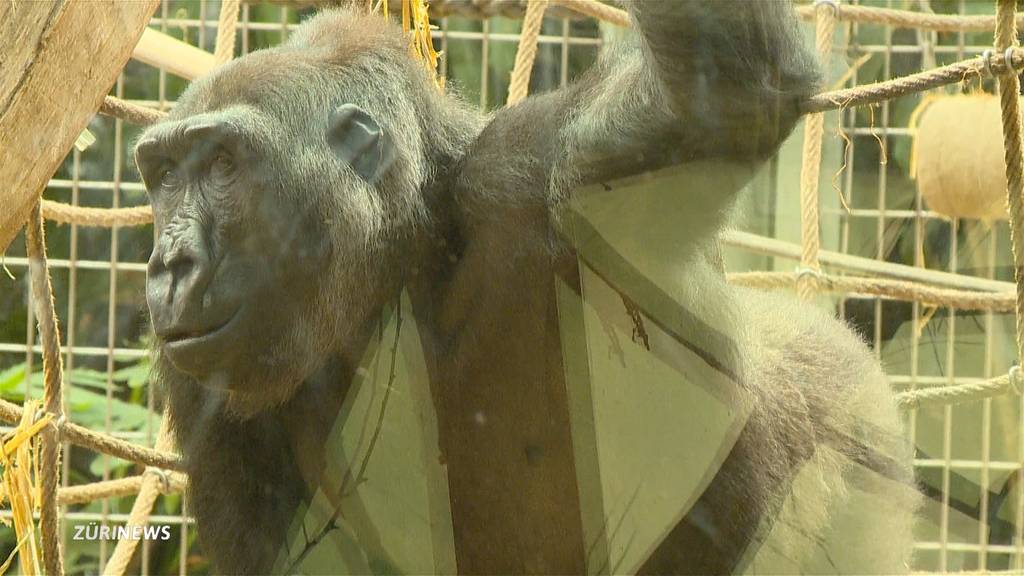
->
135 2 917 574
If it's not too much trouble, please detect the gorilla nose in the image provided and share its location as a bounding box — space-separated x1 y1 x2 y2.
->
162 245 199 286
147 222 212 332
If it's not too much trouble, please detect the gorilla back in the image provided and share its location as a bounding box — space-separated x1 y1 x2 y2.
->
135 2 919 574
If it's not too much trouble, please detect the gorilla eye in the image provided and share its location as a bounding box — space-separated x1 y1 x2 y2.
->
211 150 234 176
157 163 179 189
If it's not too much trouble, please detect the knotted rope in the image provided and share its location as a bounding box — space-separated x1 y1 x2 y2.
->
797 0 838 300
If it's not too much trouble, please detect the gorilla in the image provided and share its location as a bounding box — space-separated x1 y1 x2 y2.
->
134 2 919 574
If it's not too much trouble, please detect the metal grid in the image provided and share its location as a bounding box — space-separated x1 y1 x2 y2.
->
3 0 1022 574
0 2 600 574
830 0 1023 572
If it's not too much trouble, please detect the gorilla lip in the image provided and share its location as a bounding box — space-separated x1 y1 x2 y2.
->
160 307 242 350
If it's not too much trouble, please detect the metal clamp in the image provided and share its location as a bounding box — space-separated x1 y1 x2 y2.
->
813 0 841 14
144 466 172 494
795 266 824 280
1009 365 1023 395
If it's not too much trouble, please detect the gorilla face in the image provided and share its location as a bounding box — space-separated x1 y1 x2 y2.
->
136 81 399 416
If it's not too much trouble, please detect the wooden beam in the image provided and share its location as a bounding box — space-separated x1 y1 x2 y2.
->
132 28 216 80
0 0 160 253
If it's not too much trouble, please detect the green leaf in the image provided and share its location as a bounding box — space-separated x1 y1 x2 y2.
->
88 455 132 478
0 364 26 392
112 360 150 389
0 365 156 432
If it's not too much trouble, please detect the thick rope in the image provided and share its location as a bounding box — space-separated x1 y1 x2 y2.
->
214 0 240 65
102 415 176 576
803 48 1022 113
42 200 153 228
798 2 837 300
895 370 1022 410
98 96 166 126
728 271 1017 311
507 0 550 105
795 3 1024 32
26 202 65 576
0 399 184 472
57 471 186 507
994 0 1024 374
550 0 628 26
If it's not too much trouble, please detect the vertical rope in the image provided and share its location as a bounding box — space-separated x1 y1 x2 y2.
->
101 416 175 576
797 1 838 300
993 0 1024 565
27 201 66 576
214 0 240 66
507 0 550 105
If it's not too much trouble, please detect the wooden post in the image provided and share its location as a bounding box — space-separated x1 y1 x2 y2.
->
0 0 160 253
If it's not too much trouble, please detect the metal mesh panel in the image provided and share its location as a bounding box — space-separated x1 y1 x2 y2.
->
2 0 1022 573
831 0 1022 572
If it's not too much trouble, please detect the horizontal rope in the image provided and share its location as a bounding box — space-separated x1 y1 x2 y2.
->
57 472 186 506
795 3 1024 32
98 96 166 126
0 400 184 472
728 271 1016 311
804 48 1022 113
895 370 1022 410
42 200 153 227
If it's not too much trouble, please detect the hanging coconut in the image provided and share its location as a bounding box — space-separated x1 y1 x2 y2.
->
912 94 1009 221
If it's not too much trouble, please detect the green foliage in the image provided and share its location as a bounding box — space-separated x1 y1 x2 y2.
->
0 357 156 459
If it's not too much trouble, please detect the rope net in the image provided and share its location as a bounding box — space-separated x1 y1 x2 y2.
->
8 0 1024 573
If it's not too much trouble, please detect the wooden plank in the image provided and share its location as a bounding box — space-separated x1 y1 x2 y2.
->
132 28 215 80
0 0 159 253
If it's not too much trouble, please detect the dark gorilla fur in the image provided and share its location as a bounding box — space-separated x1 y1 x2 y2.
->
136 3 918 574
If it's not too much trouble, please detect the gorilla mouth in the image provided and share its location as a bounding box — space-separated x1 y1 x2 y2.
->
161 307 242 350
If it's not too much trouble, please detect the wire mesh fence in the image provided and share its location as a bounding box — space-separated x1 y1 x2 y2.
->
0 0 1022 573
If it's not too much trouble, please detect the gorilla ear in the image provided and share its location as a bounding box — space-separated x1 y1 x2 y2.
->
327 103 395 184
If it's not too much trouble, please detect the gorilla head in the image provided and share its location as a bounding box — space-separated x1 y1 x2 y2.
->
136 11 476 417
